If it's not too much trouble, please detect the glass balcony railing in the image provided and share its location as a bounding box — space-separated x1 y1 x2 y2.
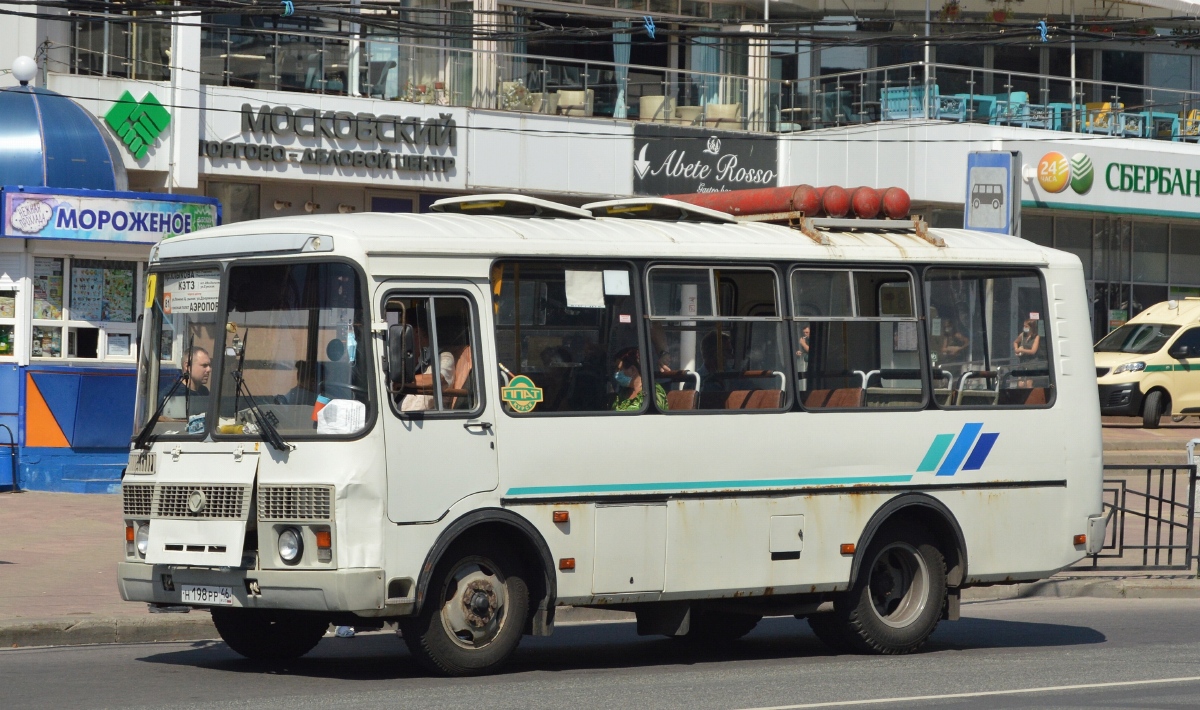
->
783 62 1200 141
64 17 1200 143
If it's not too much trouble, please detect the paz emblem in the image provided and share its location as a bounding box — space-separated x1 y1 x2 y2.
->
187 490 207 514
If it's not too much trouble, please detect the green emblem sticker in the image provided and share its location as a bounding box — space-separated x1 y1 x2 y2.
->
105 91 171 160
1069 153 1094 194
501 375 544 413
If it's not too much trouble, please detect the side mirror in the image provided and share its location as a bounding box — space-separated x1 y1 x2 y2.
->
1170 343 1190 359
387 323 416 386
135 314 143 356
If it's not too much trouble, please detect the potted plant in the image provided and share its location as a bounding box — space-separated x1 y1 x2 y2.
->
938 0 962 22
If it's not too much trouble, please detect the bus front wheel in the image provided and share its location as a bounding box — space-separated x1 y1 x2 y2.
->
400 542 529 676
834 524 946 654
211 608 329 660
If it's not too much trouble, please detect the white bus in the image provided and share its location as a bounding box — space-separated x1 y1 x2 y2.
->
120 195 1104 676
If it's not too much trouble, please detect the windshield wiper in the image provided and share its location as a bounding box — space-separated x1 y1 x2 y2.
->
232 372 294 452
133 374 186 450
229 329 294 452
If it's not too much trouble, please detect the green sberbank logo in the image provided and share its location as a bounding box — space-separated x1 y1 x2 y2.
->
1105 161 1200 196
104 91 171 160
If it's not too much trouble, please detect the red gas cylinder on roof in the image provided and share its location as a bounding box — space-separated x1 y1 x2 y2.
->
666 185 910 219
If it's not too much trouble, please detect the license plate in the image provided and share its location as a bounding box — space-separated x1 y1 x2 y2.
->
181 584 234 606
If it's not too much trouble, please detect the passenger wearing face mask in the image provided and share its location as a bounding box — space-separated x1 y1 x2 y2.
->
1013 319 1042 364
1013 319 1044 388
611 347 669 412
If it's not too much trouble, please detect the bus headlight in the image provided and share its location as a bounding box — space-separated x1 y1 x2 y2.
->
278 528 303 563
1112 361 1146 375
135 523 150 556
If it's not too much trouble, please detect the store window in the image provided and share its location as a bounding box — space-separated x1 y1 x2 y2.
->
1132 223 1168 284
206 182 260 224
0 288 15 357
1171 225 1200 287
31 256 141 360
1023 215 1053 248
1056 217 1093 280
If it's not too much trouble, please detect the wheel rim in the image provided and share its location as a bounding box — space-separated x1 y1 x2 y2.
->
866 541 929 629
438 558 509 649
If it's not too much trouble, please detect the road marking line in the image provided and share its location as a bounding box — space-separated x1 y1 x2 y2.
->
736 676 1200 709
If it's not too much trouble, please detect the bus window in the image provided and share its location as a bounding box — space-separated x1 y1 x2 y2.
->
135 268 221 438
647 266 788 412
215 262 372 437
924 268 1053 407
792 269 923 410
491 261 640 414
383 295 478 414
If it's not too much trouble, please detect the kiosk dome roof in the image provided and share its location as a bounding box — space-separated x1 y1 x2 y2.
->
0 85 128 191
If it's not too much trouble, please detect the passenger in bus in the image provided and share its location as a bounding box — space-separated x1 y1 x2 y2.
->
401 326 455 412
939 320 969 361
795 325 811 369
612 347 669 412
1012 319 1043 388
284 360 318 407
184 346 212 419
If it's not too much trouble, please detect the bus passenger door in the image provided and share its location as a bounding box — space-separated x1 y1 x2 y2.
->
381 288 498 523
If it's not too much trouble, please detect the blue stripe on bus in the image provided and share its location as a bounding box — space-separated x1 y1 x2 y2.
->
916 434 956 473
505 475 914 497
962 432 1000 471
936 422 984 476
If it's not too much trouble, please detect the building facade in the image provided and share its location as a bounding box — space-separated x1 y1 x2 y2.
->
2 0 1200 489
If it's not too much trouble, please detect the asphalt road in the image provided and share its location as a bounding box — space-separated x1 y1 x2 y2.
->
4 598 1200 710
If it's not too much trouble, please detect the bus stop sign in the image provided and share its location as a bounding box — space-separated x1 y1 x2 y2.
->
964 151 1022 236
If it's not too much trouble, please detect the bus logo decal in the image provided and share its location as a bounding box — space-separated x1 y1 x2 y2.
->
501 375 544 413
917 423 999 476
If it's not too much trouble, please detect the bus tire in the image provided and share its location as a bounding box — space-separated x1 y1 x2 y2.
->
400 542 529 677
211 608 328 661
839 524 946 655
1143 391 1164 429
676 610 761 643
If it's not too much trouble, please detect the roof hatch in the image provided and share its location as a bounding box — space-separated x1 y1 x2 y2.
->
431 194 594 219
582 197 737 224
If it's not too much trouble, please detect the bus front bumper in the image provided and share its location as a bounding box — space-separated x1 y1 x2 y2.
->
117 562 392 615
1098 382 1144 416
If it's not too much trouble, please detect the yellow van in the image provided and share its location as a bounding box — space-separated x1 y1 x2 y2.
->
1095 299 1200 428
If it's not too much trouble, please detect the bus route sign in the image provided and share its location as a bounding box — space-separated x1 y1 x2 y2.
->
501 375 544 413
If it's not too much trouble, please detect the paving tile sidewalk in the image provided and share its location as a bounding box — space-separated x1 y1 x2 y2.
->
5 420 1200 649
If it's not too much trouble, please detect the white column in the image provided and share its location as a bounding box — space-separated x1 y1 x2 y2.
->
168 9 200 190
0 9 46 88
742 24 769 131
473 0 498 108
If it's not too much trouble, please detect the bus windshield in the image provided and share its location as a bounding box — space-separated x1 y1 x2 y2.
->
1095 323 1178 354
134 261 371 444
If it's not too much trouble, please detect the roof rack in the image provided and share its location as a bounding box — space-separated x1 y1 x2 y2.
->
581 197 737 224
734 212 942 247
431 194 594 219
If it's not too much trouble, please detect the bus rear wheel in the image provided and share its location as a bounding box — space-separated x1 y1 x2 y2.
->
833 524 946 655
400 542 529 677
211 608 329 661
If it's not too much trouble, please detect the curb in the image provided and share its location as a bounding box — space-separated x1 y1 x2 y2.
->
0 615 219 649
962 576 1200 603
4 579 1199 649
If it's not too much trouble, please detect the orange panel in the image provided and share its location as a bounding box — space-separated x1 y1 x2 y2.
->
25 374 69 448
